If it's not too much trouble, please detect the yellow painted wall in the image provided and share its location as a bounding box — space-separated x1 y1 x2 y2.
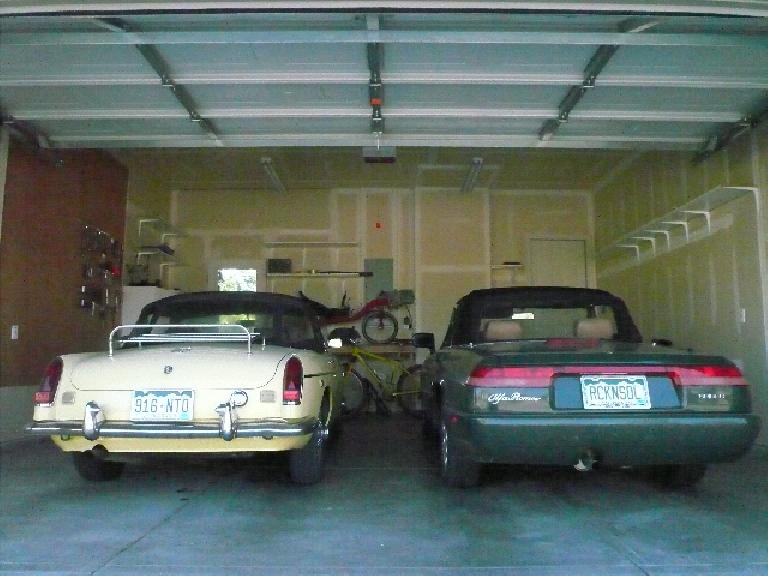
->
595 125 768 446
125 150 595 346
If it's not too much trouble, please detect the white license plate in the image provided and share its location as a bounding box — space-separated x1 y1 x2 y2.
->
130 390 194 421
581 375 651 410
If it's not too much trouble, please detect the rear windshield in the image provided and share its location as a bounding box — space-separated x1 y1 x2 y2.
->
137 301 318 349
475 304 618 342
445 289 642 346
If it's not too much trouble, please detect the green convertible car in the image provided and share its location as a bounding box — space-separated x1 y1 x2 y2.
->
416 287 760 488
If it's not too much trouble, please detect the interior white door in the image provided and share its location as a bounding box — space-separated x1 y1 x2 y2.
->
529 239 587 288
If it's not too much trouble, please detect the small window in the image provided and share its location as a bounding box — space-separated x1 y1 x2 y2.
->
217 268 257 292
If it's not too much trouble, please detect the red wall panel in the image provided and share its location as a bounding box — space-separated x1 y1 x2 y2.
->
0 142 127 388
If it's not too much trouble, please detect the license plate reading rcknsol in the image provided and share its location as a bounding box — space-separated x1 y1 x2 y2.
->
130 390 194 421
581 375 651 410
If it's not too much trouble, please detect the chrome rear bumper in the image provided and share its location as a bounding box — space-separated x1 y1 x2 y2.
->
27 401 318 441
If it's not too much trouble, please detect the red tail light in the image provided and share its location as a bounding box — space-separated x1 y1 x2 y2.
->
283 357 303 404
468 366 554 387
673 365 748 386
35 358 63 405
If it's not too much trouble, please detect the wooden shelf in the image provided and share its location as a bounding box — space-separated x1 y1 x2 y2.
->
331 342 416 361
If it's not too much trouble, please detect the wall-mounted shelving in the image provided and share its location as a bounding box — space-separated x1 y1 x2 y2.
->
266 272 367 279
131 217 186 286
263 241 358 248
600 185 755 261
137 218 185 243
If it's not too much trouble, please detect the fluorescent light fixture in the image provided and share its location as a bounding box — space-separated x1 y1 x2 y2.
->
260 157 286 194
460 157 483 193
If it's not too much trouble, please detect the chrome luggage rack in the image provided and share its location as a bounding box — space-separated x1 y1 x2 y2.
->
108 324 265 356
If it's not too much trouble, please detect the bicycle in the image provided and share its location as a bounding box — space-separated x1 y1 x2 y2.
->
302 290 415 345
337 344 422 418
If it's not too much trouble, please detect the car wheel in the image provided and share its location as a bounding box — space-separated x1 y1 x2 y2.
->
421 401 439 441
440 420 480 488
340 369 369 417
72 451 124 482
395 364 423 417
650 464 707 488
288 393 330 485
288 428 325 485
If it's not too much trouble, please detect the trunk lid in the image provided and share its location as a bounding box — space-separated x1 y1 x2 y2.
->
70 344 290 392
467 340 747 413
474 340 730 368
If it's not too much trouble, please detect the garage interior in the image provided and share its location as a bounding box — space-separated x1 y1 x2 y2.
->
1 2 767 574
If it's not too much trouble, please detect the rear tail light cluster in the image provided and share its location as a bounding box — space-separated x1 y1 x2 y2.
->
283 356 303 405
34 358 63 405
468 366 554 387
675 366 750 412
467 364 748 388
672 365 747 386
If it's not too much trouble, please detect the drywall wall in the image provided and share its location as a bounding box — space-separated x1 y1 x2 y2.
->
595 125 768 446
145 185 591 345
123 149 596 345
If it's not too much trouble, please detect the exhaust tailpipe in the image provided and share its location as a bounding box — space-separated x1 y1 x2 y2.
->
574 450 597 472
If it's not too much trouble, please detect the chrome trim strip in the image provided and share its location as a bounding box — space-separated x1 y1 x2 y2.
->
108 324 265 356
26 417 319 440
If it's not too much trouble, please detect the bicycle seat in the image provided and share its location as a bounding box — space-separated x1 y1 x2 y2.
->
326 307 351 317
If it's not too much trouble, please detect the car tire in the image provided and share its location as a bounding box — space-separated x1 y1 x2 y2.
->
395 364 423 417
422 401 439 441
288 393 330 485
288 428 325 485
341 369 369 417
650 464 707 488
72 451 124 482
440 420 480 488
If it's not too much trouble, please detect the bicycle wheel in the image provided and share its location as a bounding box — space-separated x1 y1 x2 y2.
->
395 364 423 417
341 369 369 417
361 309 399 344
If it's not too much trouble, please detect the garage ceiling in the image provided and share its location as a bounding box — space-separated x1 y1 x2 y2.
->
1 2 767 159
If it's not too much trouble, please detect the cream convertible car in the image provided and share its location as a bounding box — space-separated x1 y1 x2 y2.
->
27 291 344 484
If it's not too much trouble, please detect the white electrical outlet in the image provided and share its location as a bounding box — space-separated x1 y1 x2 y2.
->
11 325 19 340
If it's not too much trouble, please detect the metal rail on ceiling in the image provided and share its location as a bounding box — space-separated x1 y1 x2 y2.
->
4 30 767 48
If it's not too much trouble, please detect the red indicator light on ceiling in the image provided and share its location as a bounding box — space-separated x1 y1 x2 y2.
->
370 98 382 106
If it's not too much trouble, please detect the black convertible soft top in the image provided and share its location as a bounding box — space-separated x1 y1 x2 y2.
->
137 290 311 319
447 286 642 345
134 291 324 350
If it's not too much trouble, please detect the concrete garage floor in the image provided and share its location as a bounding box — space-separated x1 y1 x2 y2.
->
1 415 767 576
